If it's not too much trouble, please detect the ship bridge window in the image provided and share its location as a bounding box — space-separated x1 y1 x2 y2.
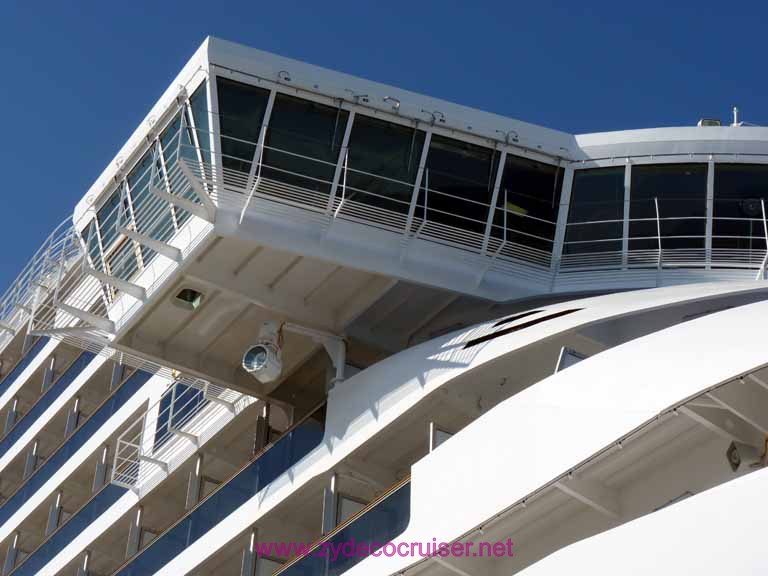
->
564 167 624 255
629 163 707 251
262 93 348 197
345 114 425 217
492 155 563 253
713 164 768 252
216 77 270 176
422 134 500 236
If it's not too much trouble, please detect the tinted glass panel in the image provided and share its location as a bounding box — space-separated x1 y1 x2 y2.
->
0 352 94 457
279 482 411 576
262 94 348 197
493 155 563 252
629 163 707 250
0 369 149 540
115 411 325 576
189 82 211 155
346 115 425 216
423 135 499 234
153 383 208 451
713 164 768 250
564 167 624 254
216 77 270 175
0 337 48 398
9 484 126 576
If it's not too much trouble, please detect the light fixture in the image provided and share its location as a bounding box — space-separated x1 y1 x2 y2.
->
242 321 284 385
726 441 763 472
174 288 205 311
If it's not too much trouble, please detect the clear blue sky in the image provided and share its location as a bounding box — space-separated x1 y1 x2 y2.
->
0 0 764 290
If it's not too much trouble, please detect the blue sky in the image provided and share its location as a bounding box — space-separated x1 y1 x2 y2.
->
0 0 764 289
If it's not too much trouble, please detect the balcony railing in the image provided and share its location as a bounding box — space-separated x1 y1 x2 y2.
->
7 483 126 576
0 369 151 530
0 337 49 400
275 478 412 576
0 351 94 460
111 404 326 576
112 379 256 496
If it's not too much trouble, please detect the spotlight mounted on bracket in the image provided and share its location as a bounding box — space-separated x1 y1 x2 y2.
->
726 439 768 472
242 321 346 387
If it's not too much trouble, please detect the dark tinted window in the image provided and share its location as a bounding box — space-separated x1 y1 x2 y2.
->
422 135 499 235
565 167 624 254
262 94 348 196
629 163 707 250
713 164 768 250
345 115 425 216
216 77 270 174
492 155 563 252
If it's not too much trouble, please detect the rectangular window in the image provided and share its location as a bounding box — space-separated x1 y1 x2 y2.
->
216 77 271 176
564 167 624 255
493 154 563 253
345 114 425 217
261 93 348 198
422 135 499 235
713 164 768 252
629 163 707 251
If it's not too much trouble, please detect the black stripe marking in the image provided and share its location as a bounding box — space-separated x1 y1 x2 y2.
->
464 309 583 349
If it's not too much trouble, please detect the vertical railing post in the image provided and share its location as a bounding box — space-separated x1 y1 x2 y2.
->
327 110 356 216
333 149 349 219
481 150 507 256
756 198 768 280
550 164 573 289
622 160 632 269
705 159 714 268
404 131 432 239
655 197 662 273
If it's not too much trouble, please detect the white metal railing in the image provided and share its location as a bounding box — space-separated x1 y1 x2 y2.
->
112 379 256 496
8 103 768 361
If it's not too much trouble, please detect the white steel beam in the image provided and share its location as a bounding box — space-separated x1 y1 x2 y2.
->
150 184 212 222
117 227 183 263
680 405 765 447
57 303 115 334
555 475 621 519
178 161 217 217
84 268 146 302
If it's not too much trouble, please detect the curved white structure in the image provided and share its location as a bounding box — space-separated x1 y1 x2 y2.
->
0 36 767 576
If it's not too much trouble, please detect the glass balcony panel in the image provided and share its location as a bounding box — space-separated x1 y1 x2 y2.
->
0 337 49 397
0 369 151 528
8 484 126 576
114 409 325 576
0 351 95 458
278 481 411 576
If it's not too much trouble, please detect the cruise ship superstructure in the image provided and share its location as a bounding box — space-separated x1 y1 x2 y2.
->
0 36 767 575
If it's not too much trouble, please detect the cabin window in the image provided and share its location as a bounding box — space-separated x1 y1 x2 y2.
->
422 134 499 235
345 114 425 216
492 154 563 253
261 93 348 196
216 77 270 175
629 163 707 251
564 167 624 255
713 164 768 251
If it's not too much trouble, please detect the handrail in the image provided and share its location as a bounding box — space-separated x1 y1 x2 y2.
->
0 366 140 523
110 401 327 575
273 474 412 575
